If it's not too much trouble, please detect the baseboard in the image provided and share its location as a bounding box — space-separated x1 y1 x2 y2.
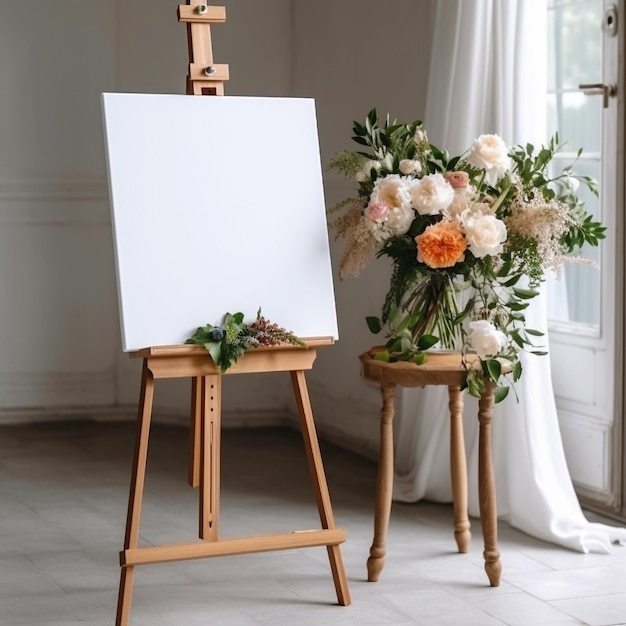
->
0 405 138 425
0 404 297 430
0 405 377 464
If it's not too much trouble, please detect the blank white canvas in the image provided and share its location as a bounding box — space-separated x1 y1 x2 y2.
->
101 93 338 351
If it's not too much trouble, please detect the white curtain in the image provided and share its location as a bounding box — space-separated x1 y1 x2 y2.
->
393 0 626 553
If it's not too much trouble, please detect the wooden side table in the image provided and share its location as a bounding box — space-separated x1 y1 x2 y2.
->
359 347 501 587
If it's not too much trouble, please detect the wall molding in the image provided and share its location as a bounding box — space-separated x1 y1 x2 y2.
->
0 178 111 224
0 178 109 202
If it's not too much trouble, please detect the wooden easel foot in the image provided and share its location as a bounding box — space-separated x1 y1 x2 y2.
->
327 545 351 605
115 566 134 626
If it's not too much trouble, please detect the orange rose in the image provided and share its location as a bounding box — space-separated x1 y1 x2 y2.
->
415 220 467 268
443 171 470 189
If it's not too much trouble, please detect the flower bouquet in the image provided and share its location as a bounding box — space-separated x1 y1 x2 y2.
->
186 309 305 372
328 109 605 402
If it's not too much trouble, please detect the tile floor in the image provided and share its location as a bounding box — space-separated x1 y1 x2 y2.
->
1 420 626 625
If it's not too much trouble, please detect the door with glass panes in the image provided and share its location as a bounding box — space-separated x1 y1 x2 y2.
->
547 0 623 518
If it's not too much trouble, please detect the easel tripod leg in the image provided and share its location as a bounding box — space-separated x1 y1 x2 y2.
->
116 361 156 626
188 377 202 488
367 383 395 582
290 370 351 606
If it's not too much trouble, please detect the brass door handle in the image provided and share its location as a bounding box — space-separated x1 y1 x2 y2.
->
579 82 617 108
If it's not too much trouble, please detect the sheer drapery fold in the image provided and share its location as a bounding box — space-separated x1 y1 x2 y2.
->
393 0 626 552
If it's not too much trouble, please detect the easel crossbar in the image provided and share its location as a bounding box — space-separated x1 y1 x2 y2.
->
122 528 347 566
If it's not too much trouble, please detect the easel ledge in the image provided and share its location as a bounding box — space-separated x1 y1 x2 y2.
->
128 338 335 378
130 336 335 358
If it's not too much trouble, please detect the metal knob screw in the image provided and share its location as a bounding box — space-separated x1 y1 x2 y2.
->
204 66 217 76
196 5 208 15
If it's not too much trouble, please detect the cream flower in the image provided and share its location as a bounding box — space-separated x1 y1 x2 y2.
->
468 320 507 359
413 128 426 144
463 213 507 258
369 174 412 212
466 134 510 184
385 205 415 236
399 159 422 176
363 205 414 242
355 159 381 182
409 173 455 216
443 188 475 221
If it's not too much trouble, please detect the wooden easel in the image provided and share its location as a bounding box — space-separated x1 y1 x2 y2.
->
114 4 351 624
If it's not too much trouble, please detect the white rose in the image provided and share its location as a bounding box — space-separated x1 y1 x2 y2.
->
442 188 474 221
468 320 507 359
414 128 426 144
466 134 510 184
370 174 412 212
409 173 455 216
355 159 381 182
463 213 507 258
399 159 422 176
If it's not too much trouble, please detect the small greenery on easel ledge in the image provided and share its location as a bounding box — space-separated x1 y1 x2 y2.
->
185 309 306 372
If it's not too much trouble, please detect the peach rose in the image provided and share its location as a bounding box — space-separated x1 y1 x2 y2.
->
415 220 467 269
444 171 470 189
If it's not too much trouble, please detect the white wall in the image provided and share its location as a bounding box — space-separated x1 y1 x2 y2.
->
0 0 435 458
292 1 435 455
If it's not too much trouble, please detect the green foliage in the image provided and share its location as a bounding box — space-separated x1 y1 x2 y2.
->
186 309 305 372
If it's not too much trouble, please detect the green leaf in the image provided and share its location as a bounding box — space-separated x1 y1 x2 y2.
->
232 312 245 325
206 341 222 367
524 328 544 337
494 386 510 403
512 287 540 300
417 334 439 350
386 337 402 353
512 361 522 381
509 329 526 348
366 316 383 334
351 136 369 147
531 350 549 356
501 274 523 287
485 358 502 382
496 259 514 278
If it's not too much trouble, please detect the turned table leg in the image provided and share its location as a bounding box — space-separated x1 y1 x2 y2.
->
448 385 471 553
367 383 396 582
478 382 501 586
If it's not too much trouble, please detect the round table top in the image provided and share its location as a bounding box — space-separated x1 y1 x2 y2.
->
359 347 474 387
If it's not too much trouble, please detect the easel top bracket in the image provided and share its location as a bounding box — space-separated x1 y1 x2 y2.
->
178 2 229 95
177 5 226 23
